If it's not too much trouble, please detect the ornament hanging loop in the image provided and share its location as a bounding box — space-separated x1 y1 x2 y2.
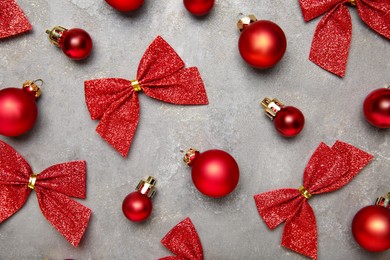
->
136 176 157 198
261 97 284 120
237 14 257 33
349 0 357 7
375 192 390 208
46 26 67 47
22 80 43 98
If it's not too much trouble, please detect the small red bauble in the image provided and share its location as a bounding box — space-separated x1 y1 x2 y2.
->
0 80 42 137
237 15 287 69
46 26 93 60
122 176 156 222
352 193 390 252
183 0 215 16
363 87 390 128
105 0 144 12
184 148 239 198
261 97 304 137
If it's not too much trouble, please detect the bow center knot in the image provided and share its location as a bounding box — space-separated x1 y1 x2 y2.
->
349 0 357 7
299 186 312 199
131 80 142 92
28 174 38 190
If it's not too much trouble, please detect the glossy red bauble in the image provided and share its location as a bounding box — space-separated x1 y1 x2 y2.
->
105 0 144 12
363 88 390 128
352 205 390 252
274 106 305 137
0 88 37 136
46 26 93 60
122 191 152 222
185 149 239 198
60 28 93 60
183 0 215 16
238 20 287 69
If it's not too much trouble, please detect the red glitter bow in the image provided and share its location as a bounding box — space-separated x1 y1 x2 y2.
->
0 140 91 247
254 141 373 259
85 36 209 157
0 0 32 39
160 218 204 260
299 0 390 77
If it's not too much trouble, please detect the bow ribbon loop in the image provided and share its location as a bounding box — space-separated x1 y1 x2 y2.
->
254 141 373 259
299 0 390 77
0 140 91 247
85 36 208 157
160 218 204 260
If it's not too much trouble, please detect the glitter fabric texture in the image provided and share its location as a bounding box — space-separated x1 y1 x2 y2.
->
299 0 390 77
0 140 91 247
0 0 32 39
85 36 209 157
254 141 373 259
160 218 203 260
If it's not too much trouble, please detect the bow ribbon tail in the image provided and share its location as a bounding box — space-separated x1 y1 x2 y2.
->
160 218 204 260
95 92 140 157
0 140 33 222
35 188 91 247
0 184 30 222
309 4 352 77
282 201 318 259
142 67 209 105
0 0 32 39
357 0 390 39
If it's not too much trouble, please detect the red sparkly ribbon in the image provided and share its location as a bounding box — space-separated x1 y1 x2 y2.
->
299 0 390 77
254 141 373 259
160 218 204 260
0 140 91 247
0 0 32 39
85 36 209 157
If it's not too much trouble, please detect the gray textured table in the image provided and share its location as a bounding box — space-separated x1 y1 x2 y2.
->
0 0 389 259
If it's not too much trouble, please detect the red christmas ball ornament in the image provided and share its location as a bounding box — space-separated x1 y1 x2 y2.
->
46 26 93 60
352 192 390 252
105 0 144 11
237 15 287 69
261 97 304 137
0 80 42 137
122 176 156 222
183 0 215 16
363 86 390 128
183 148 239 198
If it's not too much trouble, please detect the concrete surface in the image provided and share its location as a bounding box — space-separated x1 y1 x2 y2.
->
0 0 389 259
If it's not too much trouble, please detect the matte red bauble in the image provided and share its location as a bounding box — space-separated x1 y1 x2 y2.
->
183 0 215 16
237 15 286 69
46 26 93 60
105 0 144 11
352 193 390 252
363 87 390 128
261 97 304 137
0 80 42 136
184 148 239 198
122 176 156 222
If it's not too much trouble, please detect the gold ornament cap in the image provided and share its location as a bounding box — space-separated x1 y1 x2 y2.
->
22 79 43 99
136 176 157 198
183 148 200 166
375 192 390 209
261 97 285 120
46 26 67 47
237 14 257 33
